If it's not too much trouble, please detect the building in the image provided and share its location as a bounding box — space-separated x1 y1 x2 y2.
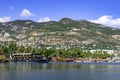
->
90 49 114 54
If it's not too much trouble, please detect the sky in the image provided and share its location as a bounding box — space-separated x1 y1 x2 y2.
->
0 0 120 28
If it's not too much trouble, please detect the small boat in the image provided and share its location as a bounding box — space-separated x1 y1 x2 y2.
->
35 57 52 63
36 58 49 63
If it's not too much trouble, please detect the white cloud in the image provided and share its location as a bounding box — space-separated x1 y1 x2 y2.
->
38 17 52 22
9 6 14 10
20 9 34 17
0 16 11 22
90 15 120 28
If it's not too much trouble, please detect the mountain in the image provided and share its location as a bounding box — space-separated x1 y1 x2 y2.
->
0 18 120 49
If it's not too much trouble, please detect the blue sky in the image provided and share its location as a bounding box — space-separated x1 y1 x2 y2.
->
0 0 120 27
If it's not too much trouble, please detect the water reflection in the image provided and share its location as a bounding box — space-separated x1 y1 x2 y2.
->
0 62 120 80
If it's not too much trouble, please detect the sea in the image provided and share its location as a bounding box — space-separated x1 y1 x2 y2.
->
0 62 120 80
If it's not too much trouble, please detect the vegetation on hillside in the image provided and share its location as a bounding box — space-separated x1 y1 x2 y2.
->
0 42 114 60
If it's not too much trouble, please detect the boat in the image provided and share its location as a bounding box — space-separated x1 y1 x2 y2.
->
35 58 49 63
11 53 52 63
34 55 52 63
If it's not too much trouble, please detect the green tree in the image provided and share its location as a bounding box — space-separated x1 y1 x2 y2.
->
16 46 25 53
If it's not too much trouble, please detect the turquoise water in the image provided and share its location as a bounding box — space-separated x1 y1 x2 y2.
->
0 62 120 80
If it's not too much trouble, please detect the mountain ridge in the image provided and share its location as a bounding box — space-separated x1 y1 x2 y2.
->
0 17 120 49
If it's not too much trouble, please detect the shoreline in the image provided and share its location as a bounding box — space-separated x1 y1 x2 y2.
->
1 61 120 65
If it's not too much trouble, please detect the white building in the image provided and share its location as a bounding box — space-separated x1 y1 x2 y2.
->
90 49 114 54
